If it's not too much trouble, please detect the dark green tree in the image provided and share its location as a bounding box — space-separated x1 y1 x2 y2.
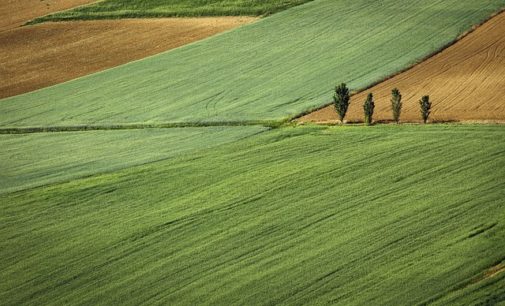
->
391 88 402 123
363 93 375 125
419 95 432 123
333 83 350 123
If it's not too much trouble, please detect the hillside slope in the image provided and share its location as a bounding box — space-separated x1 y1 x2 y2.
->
0 17 256 99
1 125 504 304
299 11 505 123
2 0 504 127
0 126 266 193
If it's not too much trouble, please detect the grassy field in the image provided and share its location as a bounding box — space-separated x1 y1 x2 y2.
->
1 125 504 305
2 0 504 303
31 0 312 22
2 0 504 128
0 126 266 194
0 17 257 99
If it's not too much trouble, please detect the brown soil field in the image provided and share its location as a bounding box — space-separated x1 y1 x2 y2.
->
0 0 96 31
0 17 256 99
298 12 505 124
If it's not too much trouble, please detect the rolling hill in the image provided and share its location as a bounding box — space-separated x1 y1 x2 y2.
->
1 125 504 304
1 0 504 304
2 0 504 128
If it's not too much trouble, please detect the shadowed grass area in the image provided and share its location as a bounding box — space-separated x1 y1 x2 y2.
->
0 126 267 194
1 125 504 304
30 0 313 23
4 0 504 128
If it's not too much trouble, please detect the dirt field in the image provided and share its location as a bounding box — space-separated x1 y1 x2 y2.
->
0 0 96 31
299 12 505 124
0 17 256 99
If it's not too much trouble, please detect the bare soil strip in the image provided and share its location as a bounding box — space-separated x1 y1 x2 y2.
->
0 17 256 99
298 12 505 124
482 263 505 280
0 0 97 31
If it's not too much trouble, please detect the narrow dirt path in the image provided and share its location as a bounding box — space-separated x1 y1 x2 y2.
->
0 17 256 99
298 12 505 123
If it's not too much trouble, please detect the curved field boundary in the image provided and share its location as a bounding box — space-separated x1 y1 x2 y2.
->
298 11 505 123
1 0 504 128
0 17 256 99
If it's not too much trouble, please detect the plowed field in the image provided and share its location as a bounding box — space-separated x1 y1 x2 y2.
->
0 17 256 98
0 0 96 31
3 0 503 127
298 12 505 124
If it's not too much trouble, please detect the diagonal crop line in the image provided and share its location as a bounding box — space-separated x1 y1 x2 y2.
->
0 120 287 134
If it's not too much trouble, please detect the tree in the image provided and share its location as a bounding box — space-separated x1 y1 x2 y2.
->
391 88 402 123
419 95 432 123
363 93 375 125
333 83 350 123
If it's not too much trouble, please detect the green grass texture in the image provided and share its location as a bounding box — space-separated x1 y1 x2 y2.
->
0 126 266 194
2 0 504 128
31 0 313 22
1 125 504 305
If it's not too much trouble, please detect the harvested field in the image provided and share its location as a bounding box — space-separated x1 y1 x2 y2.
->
0 17 256 99
0 0 96 31
298 12 505 124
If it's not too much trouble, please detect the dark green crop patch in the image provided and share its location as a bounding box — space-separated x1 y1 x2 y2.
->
29 0 314 23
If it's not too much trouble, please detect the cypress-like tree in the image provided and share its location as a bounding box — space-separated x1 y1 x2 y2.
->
391 88 402 123
419 95 432 123
333 83 350 123
363 93 375 125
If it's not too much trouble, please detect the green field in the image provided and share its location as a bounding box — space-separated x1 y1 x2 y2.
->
1 125 504 304
2 0 505 303
0 126 266 194
31 0 312 22
3 0 504 128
